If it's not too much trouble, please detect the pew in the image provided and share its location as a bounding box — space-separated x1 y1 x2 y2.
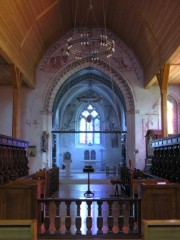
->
132 178 169 198
11 167 59 198
0 219 37 240
0 184 37 220
119 166 168 197
142 219 180 240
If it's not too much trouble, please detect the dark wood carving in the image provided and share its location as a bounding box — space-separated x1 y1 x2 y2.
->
0 134 29 184
151 134 180 183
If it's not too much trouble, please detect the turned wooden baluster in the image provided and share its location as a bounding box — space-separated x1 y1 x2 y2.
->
129 202 134 232
86 200 92 235
7 147 11 178
0 146 3 184
44 201 50 233
3 147 9 183
55 200 61 234
22 148 29 175
24 148 29 175
75 200 82 235
123 201 130 233
107 200 114 233
118 200 124 232
17 147 21 176
16 147 20 176
97 200 103 235
13 147 19 178
1 147 5 183
65 200 72 234
19 148 24 176
175 146 180 183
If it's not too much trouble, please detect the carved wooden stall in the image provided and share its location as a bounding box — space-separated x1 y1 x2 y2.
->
118 166 168 198
144 129 162 173
0 134 29 184
0 135 59 224
151 134 180 183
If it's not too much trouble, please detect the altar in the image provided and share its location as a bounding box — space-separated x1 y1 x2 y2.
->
81 160 101 171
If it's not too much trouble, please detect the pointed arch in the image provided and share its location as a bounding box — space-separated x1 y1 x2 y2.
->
43 59 135 114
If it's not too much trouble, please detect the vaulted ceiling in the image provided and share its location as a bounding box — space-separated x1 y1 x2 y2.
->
0 0 179 89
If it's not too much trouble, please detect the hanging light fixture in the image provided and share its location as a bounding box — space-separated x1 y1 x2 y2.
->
76 80 103 103
66 0 115 61
77 92 103 103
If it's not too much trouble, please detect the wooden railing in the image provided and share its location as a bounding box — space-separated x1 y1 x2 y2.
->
37 197 141 239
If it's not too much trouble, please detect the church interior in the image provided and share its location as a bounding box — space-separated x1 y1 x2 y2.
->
0 0 180 239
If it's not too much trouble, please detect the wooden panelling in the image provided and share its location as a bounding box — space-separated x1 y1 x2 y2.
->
0 184 37 220
0 134 29 184
141 183 180 220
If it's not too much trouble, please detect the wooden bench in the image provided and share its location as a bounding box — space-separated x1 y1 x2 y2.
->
132 178 169 198
142 219 180 240
0 219 37 240
11 167 59 198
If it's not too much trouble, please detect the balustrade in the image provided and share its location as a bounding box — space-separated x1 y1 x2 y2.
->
37 198 141 239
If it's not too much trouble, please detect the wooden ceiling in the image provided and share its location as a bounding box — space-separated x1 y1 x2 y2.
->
0 0 179 88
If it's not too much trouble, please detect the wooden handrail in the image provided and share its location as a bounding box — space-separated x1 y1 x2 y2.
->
37 197 141 239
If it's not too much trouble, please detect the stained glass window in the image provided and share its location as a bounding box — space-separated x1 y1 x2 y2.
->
79 104 101 145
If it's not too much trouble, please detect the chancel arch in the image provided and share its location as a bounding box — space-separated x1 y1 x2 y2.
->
40 29 139 170
47 64 134 171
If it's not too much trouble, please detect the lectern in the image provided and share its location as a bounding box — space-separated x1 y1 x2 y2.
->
83 166 94 198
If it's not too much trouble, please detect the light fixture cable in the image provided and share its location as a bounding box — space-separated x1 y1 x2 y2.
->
66 0 115 61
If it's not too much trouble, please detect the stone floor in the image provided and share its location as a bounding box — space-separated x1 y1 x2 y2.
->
54 171 117 199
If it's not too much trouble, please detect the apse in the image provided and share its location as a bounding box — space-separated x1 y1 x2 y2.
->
52 67 127 171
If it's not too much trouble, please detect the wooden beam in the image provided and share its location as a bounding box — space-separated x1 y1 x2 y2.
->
0 47 35 88
11 64 22 138
156 64 170 137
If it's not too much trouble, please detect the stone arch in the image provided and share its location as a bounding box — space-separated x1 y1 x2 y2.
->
43 59 135 114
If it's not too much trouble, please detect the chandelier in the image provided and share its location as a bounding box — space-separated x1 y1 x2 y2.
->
77 80 103 103
77 92 103 103
66 0 115 61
